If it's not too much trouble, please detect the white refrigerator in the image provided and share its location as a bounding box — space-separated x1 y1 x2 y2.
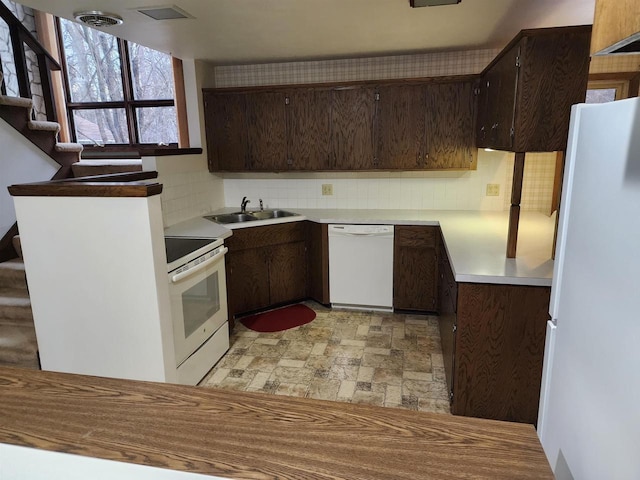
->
537 97 640 479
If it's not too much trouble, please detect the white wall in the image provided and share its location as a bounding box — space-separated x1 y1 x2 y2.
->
0 117 59 235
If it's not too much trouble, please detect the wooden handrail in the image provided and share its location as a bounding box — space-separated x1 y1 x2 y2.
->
0 2 60 122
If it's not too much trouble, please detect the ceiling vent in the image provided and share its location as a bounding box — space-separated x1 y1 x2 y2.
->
73 11 123 27
410 0 461 7
136 5 194 20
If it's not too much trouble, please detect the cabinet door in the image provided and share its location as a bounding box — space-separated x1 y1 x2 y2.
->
204 93 247 171
330 87 376 170
393 226 438 311
246 92 288 171
438 238 456 403
483 44 519 150
269 241 307 305
226 249 270 318
376 85 426 169
425 82 476 169
287 89 332 170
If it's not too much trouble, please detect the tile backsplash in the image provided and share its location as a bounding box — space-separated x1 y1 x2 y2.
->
224 151 512 212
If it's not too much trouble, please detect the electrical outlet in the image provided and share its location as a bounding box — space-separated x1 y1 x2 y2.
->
486 184 500 196
322 184 333 196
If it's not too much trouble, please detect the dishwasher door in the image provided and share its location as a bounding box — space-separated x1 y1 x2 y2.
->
328 224 394 311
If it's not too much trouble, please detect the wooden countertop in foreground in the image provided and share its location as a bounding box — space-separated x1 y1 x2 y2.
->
0 367 552 479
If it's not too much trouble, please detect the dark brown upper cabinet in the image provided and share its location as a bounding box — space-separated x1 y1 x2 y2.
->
375 85 426 169
286 89 332 170
204 92 248 171
245 91 288 171
425 81 477 169
330 86 377 170
476 26 592 153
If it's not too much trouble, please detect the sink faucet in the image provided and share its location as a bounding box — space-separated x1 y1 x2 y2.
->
241 196 250 213
259 198 264 211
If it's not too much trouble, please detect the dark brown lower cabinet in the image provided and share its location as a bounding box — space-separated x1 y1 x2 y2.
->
393 226 439 311
225 222 308 329
439 236 550 424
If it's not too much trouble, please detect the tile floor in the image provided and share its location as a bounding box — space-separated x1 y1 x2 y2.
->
201 301 451 414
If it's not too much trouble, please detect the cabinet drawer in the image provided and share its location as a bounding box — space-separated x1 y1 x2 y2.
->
226 222 307 250
395 226 438 247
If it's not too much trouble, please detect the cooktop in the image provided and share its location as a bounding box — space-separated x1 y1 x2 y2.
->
165 237 218 265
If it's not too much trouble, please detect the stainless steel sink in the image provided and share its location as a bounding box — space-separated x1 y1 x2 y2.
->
248 209 298 220
205 209 299 224
205 213 256 224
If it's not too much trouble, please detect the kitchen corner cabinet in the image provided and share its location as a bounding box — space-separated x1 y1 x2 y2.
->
204 92 248 171
476 26 592 152
225 223 307 325
438 237 550 424
393 226 439 311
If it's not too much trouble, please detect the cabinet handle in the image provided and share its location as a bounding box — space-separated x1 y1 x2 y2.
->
287 158 293 166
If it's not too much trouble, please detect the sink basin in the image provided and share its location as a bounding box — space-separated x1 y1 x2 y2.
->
205 210 299 224
205 213 256 224
247 209 298 220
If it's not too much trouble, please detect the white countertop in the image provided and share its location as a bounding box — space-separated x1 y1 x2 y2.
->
165 208 556 287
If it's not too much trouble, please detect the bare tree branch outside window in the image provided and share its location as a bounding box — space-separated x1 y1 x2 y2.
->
59 18 178 146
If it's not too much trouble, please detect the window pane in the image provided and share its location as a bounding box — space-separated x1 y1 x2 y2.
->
59 18 123 102
136 107 178 144
73 109 128 144
128 42 174 100
585 88 617 104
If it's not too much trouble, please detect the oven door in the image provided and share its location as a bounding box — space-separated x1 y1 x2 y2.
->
169 247 228 366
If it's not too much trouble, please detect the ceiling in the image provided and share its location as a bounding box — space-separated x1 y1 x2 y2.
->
19 0 596 65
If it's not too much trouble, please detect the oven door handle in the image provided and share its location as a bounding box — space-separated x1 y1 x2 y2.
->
171 247 228 284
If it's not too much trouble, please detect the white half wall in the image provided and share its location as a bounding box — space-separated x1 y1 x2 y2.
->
0 117 59 235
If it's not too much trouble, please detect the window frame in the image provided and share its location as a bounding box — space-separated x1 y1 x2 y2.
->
55 17 178 151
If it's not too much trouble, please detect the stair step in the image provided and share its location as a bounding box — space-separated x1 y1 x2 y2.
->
28 120 60 133
0 95 33 109
72 161 143 177
12 235 22 259
0 260 27 290
0 324 39 369
55 142 84 153
0 287 33 324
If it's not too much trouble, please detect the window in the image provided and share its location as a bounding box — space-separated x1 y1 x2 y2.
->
585 80 629 104
57 18 178 147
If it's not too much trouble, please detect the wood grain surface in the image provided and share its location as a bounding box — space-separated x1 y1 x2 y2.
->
0 367 553 479
425 81 476 169
454 283 550 424
269 240 307 305
246 91 288 171
307 222 330 305
590 0 640 54
393 226 439 311
205 92 248 171
375 84 425 169
287 89 332 170
8 180 162 197
330 87 376 170
514 27 591 152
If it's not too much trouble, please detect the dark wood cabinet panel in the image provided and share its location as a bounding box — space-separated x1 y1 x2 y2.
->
226 248 270 322
307 222 329 305
426 82 477 169
269 241 307 305
287 89 332 170
245 92 288 171
453 283 550 424
204 92 247 171
225 222 309 323
513 30 591 152
393 226 439 312
476 26 591 152
478 45 519 151
330 87 376 170
376 85 425 169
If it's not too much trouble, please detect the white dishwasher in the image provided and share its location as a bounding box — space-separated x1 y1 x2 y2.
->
328 224 394 311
